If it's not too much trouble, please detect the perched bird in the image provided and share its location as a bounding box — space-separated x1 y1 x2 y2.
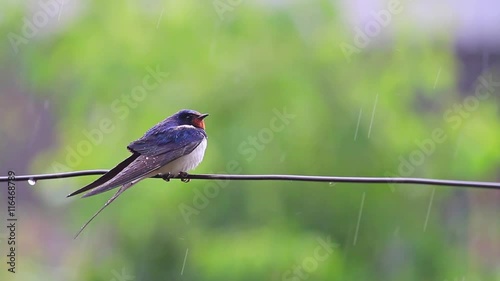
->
68 109 209 238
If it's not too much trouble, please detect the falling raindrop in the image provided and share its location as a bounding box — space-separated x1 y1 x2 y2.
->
28 178 37 186
329 182 336 186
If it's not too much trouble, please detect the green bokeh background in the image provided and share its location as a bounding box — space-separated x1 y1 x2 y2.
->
1 1 499 280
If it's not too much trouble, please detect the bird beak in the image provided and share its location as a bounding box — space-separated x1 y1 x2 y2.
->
199 113 209 120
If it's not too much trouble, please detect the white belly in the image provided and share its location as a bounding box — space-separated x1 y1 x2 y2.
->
155 138 207 175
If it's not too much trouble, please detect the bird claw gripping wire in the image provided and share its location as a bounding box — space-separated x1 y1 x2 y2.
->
161 173 173 182
178 172 190 183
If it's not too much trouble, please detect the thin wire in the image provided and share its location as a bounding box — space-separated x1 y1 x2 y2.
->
1 170 500 190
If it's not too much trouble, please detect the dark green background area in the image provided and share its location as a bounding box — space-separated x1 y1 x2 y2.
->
1 1 499 280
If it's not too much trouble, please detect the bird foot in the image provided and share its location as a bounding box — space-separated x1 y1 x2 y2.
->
178 172 190 183
161 173 173 182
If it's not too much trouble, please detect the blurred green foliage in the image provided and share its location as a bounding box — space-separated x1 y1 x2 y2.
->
1 0 500 280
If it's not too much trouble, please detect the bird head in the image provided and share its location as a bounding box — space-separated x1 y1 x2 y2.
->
173 109 209 129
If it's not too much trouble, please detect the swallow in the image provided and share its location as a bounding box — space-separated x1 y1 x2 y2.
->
68 109 208 238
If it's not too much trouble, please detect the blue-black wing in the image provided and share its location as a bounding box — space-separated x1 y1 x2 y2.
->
127 125 207 156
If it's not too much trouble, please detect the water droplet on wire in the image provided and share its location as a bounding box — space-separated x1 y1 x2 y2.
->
28 178 37 186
